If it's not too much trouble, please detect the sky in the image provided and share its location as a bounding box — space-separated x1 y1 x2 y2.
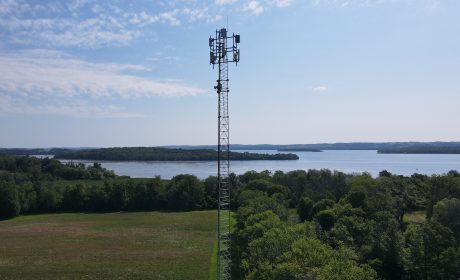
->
0 0 459 147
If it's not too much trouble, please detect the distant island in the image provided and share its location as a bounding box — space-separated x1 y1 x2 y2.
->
52 147 299 161
277 148 322 152
378 146 460 154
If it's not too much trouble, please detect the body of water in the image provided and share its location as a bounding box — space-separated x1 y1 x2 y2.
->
55 150 460 179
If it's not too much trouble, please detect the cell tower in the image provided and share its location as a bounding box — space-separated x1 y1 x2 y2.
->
209 28 240 280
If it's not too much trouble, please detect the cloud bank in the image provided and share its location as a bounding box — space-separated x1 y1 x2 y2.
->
0 50 206 117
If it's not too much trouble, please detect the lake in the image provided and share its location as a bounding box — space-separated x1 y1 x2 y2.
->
56 150 460 179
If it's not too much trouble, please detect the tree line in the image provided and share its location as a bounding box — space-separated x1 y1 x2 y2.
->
0 155 218 218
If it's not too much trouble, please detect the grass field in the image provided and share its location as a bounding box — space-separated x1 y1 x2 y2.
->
0 211 217 280
403 211 426 224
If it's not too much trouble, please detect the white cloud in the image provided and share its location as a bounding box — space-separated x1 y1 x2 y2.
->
310 0 441 8
0 1 216 48
312 85 329 92
0 50 205 99
69 0 93 12
0 96 143 118
0 14 141 48
311 0 383 6
158 11 181 26
0 1 300 48
182 7 209 22
0 49 206 117
270 0 294 7
215 0 238 5
243 1 265 15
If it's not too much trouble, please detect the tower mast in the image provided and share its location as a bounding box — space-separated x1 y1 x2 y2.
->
209 28 240 280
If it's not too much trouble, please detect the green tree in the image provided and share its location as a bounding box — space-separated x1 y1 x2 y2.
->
331 214 372 254
0 181 20 218
37 185 62 211
432 198 460 239
366 211 404 279
297 196 314 221
347 185 367 209
315 209 336 231
203 176 218 209
404 221 460 280
311 198 335 217
62 184 87 211
246 222 317 275
17 182 37 214
86 186 108 211
167 175 205 211
105 182 127 211
247 238 377 280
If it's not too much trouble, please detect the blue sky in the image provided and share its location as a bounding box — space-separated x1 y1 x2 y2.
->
0 0 459 147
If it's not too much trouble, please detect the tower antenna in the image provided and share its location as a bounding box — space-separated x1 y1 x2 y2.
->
209 28 240 280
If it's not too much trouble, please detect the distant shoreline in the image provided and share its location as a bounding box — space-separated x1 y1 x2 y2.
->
378 147 460 154
277 148 322 152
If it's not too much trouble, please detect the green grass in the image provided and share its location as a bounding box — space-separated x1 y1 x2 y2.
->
208 239 218 280
404 211 426 224
0 211 217 280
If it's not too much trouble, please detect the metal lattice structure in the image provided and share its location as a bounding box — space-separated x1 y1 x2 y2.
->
209 28 240 280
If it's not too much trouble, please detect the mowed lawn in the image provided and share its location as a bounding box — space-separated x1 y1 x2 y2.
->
0 211 217 280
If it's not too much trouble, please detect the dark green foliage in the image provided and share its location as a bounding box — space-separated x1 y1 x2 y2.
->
366 211 404 273
432 198 460 239
426 175 460 218
62 184 87 211
232 172 379 279
166 175 205 211
297 196 314 221
204 176 218 209
0 181 20 218
0 155 216 217
0 155 115 181
403 221 460 280
330 207 371 251
231 169 460 280
37 184 62 211
312 198 335 217
346 185 367 209
315 209 335 231
235 190 289 229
